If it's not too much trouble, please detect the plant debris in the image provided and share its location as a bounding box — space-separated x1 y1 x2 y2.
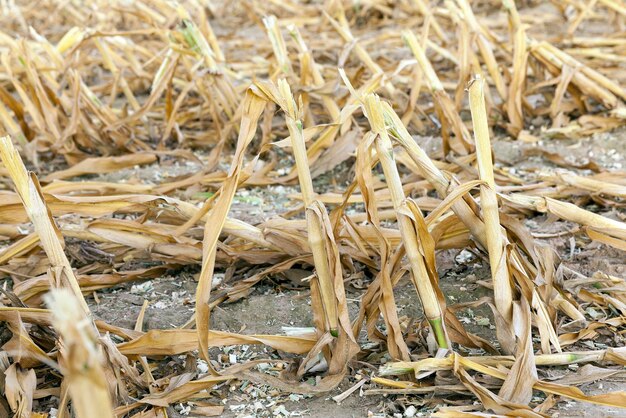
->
0 0 625 417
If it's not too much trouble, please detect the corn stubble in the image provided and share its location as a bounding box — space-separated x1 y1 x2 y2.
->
0 0 625 416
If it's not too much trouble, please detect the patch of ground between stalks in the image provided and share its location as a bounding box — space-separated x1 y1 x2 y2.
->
79 130 626 417
89 244 626 417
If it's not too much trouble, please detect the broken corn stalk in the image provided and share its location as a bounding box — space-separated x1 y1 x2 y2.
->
277 79 339 336
363 94 448 349
0 136 90 314
468 75 515 325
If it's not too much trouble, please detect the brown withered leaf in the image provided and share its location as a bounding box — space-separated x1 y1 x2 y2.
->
4 364 37 418
42 153 158 182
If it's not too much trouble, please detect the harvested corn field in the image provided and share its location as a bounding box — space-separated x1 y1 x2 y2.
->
0 0 625 417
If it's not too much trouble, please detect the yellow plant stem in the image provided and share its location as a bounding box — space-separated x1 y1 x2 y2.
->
468 75 514 324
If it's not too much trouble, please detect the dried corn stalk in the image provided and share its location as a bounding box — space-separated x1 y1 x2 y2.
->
362 93 449 349
468 76 514 338
45 289 113 418
0 136 88 313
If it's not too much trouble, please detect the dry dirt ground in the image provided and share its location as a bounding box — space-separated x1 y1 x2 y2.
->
76 127 626 417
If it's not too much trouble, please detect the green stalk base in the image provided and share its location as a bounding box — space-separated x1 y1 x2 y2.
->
428 317 448 349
